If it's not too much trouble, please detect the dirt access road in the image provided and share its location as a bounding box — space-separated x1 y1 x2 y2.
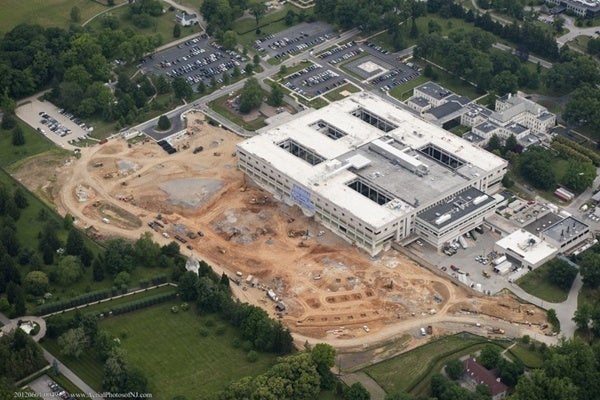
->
13 111 553 349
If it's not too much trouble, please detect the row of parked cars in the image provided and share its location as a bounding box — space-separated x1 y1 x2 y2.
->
302 70 340 87
38 112 70 137
59 108 93 131
376 69 421 92
272 34 331 60
48 380 75 400
363 40 392 56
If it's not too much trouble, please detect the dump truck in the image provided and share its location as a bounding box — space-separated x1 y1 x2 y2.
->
491 328 505 334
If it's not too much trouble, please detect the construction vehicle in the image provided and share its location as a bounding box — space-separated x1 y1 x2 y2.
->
217 246 226 254
213 152 221 156
193 146 204 154
491 328 505 334
249 196 269 205
186 231 197 239
174 235 188 244
288 229 308 238
426 325 433 335
298 241 309 248
93 162 103 167
226 228 240 241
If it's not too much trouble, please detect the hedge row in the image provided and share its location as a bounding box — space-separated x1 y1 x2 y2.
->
553 136 600 165
103 292 177 317
151 275 168 285
36 289 113 316
551 141 592 164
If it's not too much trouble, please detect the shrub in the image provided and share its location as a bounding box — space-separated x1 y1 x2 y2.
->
199 327 209 337
171 306 179 313
242 341 253 352
247 350 258 363
215 325 227 335
204 318 215 328
181 303 189 311
232 338 241 348
521 335 530 344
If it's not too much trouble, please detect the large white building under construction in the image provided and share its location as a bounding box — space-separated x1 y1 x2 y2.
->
237 94 508 255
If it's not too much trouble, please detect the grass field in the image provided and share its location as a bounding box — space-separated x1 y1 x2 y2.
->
86 2 198 45
43 301 277 398
323 83 361 102
0 121 57 168
0 0 111 35
389 76 429 101
364 333 507 396
516 262 570 303
507 342 544 369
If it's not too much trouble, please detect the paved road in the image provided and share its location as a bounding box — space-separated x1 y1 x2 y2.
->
557 15 600 47
492 43 553 69
42 349 104 399
341 372 386 400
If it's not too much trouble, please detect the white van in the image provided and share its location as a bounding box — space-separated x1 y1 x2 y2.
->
420 327 427 336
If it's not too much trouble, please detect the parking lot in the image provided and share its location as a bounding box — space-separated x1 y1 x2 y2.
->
411 229 516 295
282 62 347 98
139 36 247 89
16 98 92 150
318 39 421 91
253 21 335 60
28 375 76 399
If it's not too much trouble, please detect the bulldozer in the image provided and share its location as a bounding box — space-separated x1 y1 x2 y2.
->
288 229 308 238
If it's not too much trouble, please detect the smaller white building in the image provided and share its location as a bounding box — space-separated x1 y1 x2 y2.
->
540 216 592 254
495 229 558 270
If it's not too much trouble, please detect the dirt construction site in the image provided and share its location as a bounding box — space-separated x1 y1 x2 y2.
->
13 110 553 350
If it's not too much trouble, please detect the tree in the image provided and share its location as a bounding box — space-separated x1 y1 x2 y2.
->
267 84 284 107
172 77 193 100
285 9 296 25
223 30 238 50
92 255 105 281
249 2 267 27
239 77 262 113
114 271 131 287
179 271 199 301
512 370 577 400
253 54 260 66
547 259 577 290
71 6 81 23
245 63 254 76
478 345 501 369
173 24 181 38
56 255 84 285
157 115 171 131
1 114 16 130
23 271 49 296
573 303 591 331
491 70 518 96
580 251 600 288
562 161 596 193
12 125 25 146
66 228 84 256
58 327 89 359
155 75 171 94
345 382 370 400
103 348 128 393
445 358 463 380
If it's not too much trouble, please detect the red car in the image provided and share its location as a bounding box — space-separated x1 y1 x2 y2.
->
450 265 459 271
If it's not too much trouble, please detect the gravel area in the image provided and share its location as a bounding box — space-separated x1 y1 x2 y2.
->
160 178 223 209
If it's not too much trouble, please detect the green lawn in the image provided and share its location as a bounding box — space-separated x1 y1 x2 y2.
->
44 301 277 398
323 83 361 102
516 262 570 303
389 76 429 101
364 333 506 396
86 2 198 45
508 342 544 369
0 0 111 35
0 121 57 168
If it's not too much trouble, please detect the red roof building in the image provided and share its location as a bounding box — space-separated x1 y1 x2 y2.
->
463 358 508 400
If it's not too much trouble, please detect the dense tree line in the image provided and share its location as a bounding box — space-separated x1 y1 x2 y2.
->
220 344 336 400
0 328 47 381
178 263 293 355
543 51 600 93
563 85 600 135
414 29 537 93
200 0 250 36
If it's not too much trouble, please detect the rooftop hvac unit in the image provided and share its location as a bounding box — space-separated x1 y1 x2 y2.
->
435 213 451 225
473 195 489 205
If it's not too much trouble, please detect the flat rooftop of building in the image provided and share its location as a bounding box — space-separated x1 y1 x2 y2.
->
463 131 485 144
426 101 464 120
523 212 563 235
408 96 430 107
415 82 453 101
238 93 506 227
496 229 558 266
506 123 528 135
543 216 589 243
475 121 500 134
465 103 493 118
416 187 496 228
